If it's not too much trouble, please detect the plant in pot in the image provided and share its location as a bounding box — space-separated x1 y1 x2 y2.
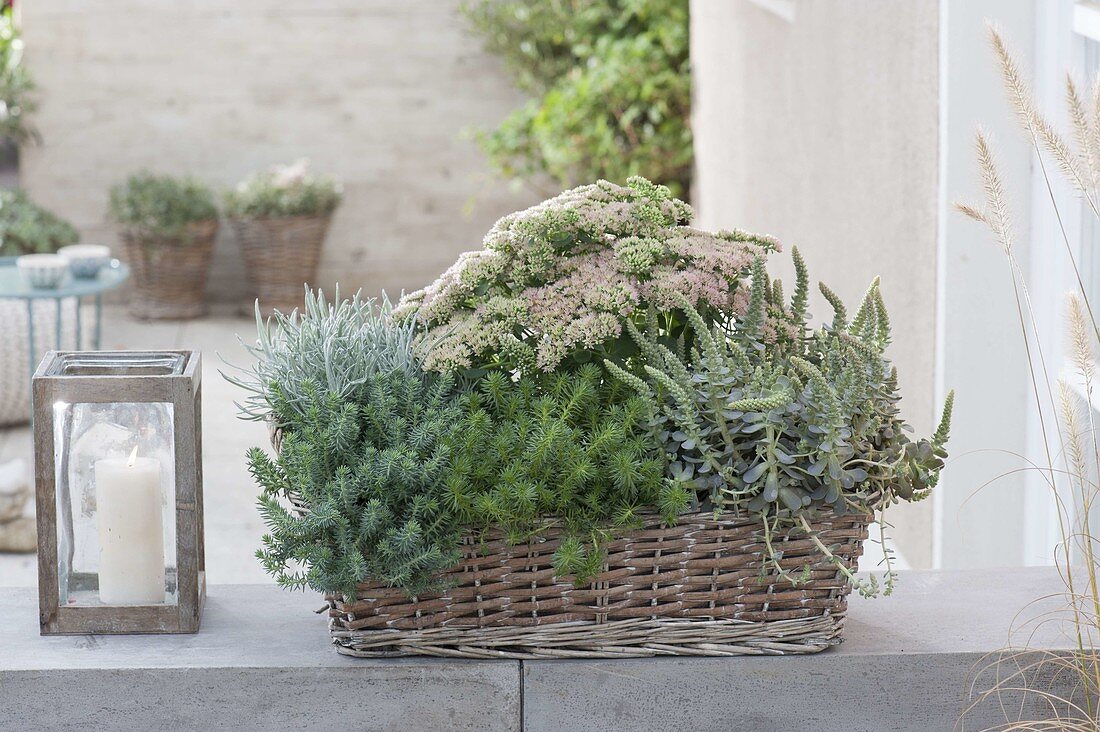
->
108 172 218 320
225 159 341 315
0 189 78 257
0 190 81 426
229 177 952 659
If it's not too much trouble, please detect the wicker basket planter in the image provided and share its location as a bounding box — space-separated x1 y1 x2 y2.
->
229 214 330 315
237 179 953 663
120 220 218 320
322 509 870 659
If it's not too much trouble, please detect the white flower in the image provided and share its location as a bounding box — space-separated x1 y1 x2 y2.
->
270 158 310 188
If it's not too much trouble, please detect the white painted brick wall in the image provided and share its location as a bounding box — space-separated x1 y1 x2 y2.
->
18 1 540 303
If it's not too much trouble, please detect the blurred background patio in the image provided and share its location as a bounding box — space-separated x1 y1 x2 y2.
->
0 0 1093 585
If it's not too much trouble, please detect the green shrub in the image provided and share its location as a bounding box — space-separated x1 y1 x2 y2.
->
0 189 78 256
225 159 341 218
230 290 464 596
462 0 692 197
250 372 466 597
108 172 217 239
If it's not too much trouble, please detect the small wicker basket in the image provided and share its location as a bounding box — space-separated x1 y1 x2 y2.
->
321 509 869 659
120 220 218 320
230 214 331 315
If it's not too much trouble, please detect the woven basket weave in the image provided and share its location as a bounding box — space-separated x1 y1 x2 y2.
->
230 215 330 315
323 509 869 659
120 220 218 320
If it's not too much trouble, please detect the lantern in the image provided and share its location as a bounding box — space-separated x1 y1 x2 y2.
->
32 350 205 634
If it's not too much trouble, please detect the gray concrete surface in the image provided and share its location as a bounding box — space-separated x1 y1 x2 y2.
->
0 568 1081 731
523 567 1079 732
0 586 521 731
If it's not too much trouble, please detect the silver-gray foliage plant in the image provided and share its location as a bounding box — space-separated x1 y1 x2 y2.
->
223 288 420 421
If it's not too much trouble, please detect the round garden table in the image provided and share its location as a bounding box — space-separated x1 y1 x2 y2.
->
0 257 130 379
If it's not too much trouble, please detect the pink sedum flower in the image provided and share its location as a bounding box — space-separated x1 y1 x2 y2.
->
397 178 780 373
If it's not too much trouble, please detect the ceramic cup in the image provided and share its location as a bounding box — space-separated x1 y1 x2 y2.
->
17 253 69 289
58 244 112 279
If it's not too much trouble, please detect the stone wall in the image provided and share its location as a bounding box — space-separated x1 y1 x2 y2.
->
18 0 540 304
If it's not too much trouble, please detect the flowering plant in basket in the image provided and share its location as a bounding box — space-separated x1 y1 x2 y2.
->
224 159 341 315
228 177 953 657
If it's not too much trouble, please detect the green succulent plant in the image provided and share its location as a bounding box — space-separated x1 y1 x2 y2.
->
606 248 954 596
0 189 78 256
397 177 776 375
108 172 217 240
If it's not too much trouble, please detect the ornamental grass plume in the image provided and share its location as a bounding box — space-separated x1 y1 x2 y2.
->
956 24 1100 731
396 177 779 374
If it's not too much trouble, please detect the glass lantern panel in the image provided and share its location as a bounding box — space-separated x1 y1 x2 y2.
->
53 401 177 607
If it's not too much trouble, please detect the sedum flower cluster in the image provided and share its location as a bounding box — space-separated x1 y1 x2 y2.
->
396 177 777 373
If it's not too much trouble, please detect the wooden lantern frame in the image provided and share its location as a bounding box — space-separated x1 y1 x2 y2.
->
32 350 205 634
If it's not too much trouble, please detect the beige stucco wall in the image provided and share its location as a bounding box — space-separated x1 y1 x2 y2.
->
691 0 941 566
18 1 539 303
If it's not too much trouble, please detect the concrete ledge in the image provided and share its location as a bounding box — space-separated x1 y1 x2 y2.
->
0 568 1078 731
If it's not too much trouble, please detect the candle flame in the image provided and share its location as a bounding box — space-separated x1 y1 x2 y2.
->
127 445 139 468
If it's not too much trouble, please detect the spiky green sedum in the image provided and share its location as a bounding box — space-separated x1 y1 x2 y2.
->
396 177 778 374
607 248 953 596
227 289 461 596
445 364 683 580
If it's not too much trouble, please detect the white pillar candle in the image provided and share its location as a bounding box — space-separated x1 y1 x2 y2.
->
94 447 165 604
